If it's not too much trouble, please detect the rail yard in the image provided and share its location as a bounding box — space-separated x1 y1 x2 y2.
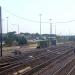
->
1 0 75 75
0 42 75 75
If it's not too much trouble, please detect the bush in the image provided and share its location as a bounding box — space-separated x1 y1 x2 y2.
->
16 36 27 45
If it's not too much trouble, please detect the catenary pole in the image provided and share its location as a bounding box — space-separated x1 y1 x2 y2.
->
40 14 42 35
0 6 2 56
49 19 52 34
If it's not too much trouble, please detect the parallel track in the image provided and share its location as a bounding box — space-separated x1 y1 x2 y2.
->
0 43 75 75
23 47 74 75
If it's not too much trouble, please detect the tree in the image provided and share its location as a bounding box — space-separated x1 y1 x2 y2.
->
5 31 17 46
16 36 27 45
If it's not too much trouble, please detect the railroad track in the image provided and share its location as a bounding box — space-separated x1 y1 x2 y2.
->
0 46 58 63
52 55 75 75
0 49 60 75
67 66 75 75
0 43 75 75
22 47 74 75
0 45 64 66
0 46 59 67
0 43 73 64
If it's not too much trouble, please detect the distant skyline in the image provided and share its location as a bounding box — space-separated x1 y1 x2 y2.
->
0 0 75 35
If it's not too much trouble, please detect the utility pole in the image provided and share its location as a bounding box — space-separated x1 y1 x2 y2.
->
49 19 52 34
55 24 56 34
40 14 42 35
18 24 19 34
6 17 8 33
0 6 2 56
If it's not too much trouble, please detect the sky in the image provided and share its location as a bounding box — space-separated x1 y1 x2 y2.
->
0 0 75 35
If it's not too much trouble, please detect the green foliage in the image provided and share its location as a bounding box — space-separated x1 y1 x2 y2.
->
16 36 27 45
4 31 27 46
56 36 66 42
5 32 16 46
56 36 61 42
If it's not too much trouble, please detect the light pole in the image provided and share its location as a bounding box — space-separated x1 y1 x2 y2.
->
55 24 56 34
6 17 8 33
49 19 52 35
40 14 42 35
18 24 19 34
0 6 2 56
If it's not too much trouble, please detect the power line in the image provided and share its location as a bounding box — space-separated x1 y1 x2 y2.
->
2 7 75 24
55 20 75 24
2 7 52 24
3 7 40 23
